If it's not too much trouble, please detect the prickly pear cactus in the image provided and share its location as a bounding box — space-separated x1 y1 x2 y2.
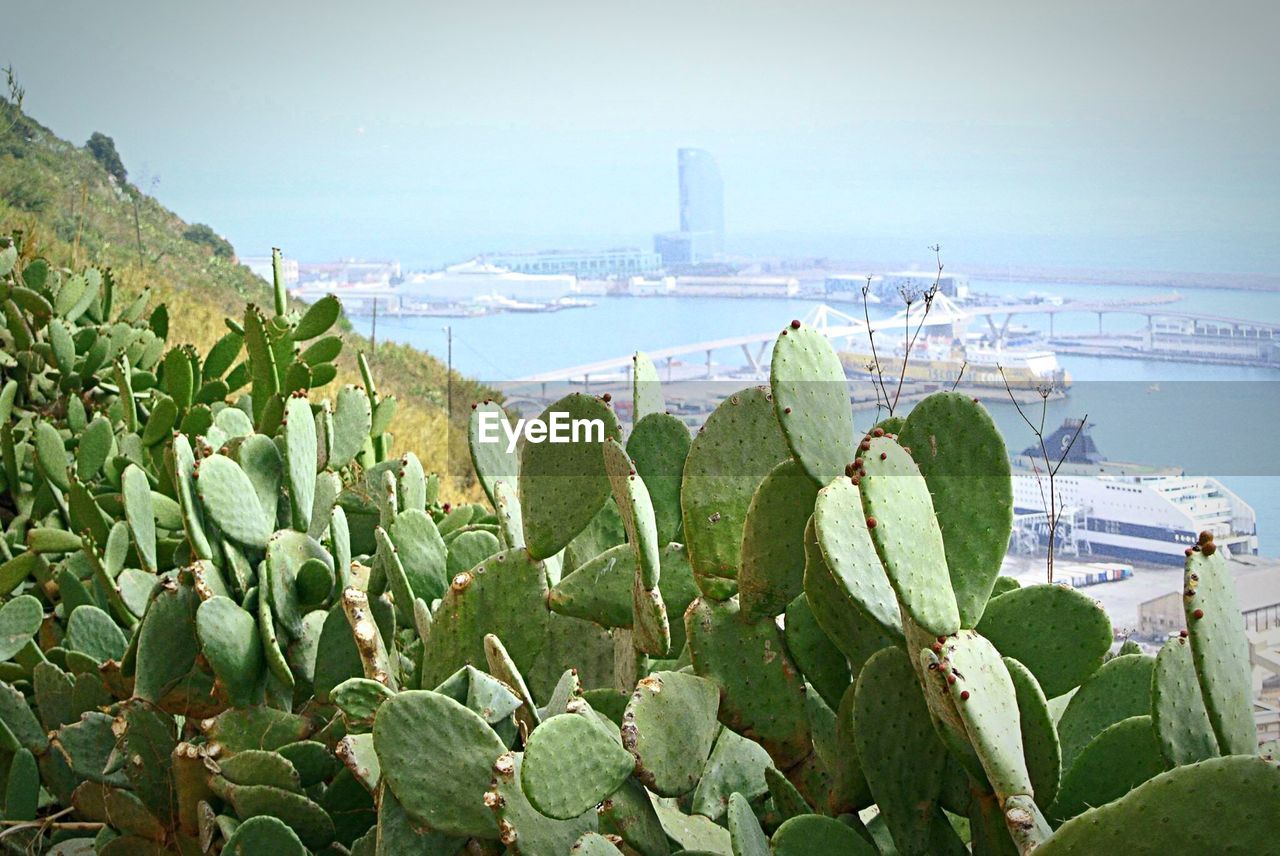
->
1 235 1274 855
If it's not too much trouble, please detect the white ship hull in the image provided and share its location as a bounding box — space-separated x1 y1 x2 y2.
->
1011 462 1258 566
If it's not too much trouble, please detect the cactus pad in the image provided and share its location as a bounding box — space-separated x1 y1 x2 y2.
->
486 751 599 854
811 478 903 640
1003 656 1061 811
1056 653 1155 772
976 584 1111 699
737 460 819 620
1039 755 1280 855
626 412 690 546
469 401 520 508
899 392 1012 626
769 322 856 485
1049 714 1168 825
621 670 720 797
771 814 876 856
195 454 271 549
1183 546 1255 755
858 436 960 635
519 393 622 560
522 712 635 819
373 690 505 838
680 386 790 596
686 597 811 769
1151 635 1220 765
853 647 965 856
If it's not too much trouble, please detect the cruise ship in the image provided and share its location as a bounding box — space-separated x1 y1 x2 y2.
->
1010 420 1258 566
840 334 1069 389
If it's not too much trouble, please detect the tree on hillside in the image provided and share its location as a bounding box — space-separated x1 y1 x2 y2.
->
183 222 234 259
86 131 127 184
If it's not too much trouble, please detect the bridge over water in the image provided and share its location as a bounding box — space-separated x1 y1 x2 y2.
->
514 291 1202 385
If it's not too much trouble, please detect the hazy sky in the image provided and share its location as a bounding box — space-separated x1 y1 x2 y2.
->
5 0 1279 272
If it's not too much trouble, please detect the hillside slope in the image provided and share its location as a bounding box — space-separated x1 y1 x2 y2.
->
1 94 489 498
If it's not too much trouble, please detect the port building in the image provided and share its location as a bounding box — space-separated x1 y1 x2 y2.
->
400 261 575 304
481 248 660 277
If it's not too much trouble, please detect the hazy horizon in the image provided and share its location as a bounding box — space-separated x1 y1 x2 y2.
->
6 0 1279 274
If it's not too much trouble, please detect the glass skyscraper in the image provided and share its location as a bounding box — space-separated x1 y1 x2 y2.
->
655 148 724 266
678 147 724 257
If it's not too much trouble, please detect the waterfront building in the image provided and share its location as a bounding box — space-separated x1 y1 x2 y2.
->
482 248 660 277
654 148 725 266
875 271 970 302
1146 317 1279 365
242 255 299 286
400 260 576 304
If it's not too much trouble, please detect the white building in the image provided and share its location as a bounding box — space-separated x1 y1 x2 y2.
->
400 260 576 304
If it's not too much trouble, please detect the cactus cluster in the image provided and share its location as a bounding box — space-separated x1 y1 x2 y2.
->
1 238 1277 855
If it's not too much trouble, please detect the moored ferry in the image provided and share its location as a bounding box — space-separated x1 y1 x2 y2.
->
1010 420 1258 566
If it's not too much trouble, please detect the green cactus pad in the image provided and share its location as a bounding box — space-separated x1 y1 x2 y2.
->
632 351 665 424
933 631 1035 804
858 436 959 635
765 767 810 826
282 396 317 531
219 749 302 792
373 690 505 838
34 420 69 491
218 780 335 850
812 478 902 640
1183 547 1255 755
1003 656 1061 811
267 529 333 639
196 596 264 708
1039 755 1280 855
65 605 127 663
0 595 43 661
769 322 856 485
686 597 811 769
494 479 525 550
487 751 599 854
853 647 966 856
521 712 636 820
418 548 549 691
782 595 850 710
374 783 466 855
690 727 773 821
621 670 719 797
1056 653 1155 772
330 385 371 471
384 508 447 601
221 815 307 855
518 393 622 560
771 814 876 856
603 437 670 655
1049 714 1169 824
680 386 790 596
133 579 200 705
976 584 1111 699
831 684 874 813
594 776 669 856
899 392 1012 626
122 464 158 573
652 799 732 854
626 412 690 546
1151 635 1220 765
802 517 897 674
195 453 271 549
737 460 819 620
725 791 768 856
469 400 520 507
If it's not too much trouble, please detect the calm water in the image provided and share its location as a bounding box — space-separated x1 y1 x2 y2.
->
352 278 1280 552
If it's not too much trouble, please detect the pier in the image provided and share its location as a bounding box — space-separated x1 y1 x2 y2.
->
512 292 1238 384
